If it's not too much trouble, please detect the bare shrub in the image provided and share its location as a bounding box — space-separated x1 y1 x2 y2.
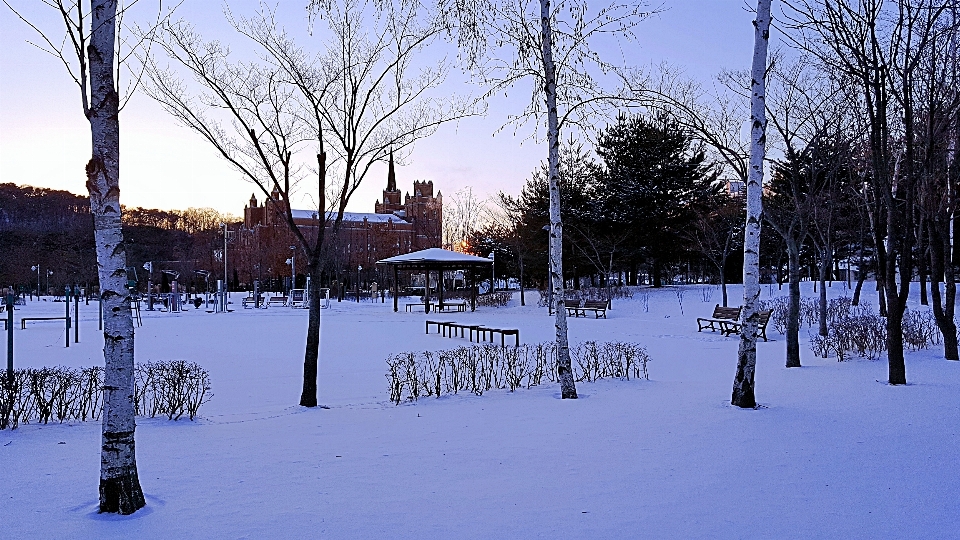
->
0 361 212 430
385 341 651 404
477 291 513 307
700 287 714 303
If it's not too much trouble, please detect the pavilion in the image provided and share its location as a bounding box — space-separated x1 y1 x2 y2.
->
376 248 492 313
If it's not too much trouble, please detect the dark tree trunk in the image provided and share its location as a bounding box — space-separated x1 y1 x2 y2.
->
786 239 802 368
928 223 959 360
299 259 323 407
719 265 728 307
818 246 830 337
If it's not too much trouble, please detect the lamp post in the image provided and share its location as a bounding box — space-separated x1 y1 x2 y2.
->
489 251 495 293
46 270 53 297
357 265 362 303
290 245 296 291
31 265 40 299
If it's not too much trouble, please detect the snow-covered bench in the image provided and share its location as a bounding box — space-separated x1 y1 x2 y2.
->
720 309 773 342
697 305 742 333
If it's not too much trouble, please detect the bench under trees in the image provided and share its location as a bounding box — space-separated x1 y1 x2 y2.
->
697 304 742 333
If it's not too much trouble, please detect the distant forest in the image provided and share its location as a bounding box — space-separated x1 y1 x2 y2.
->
0 183 239 294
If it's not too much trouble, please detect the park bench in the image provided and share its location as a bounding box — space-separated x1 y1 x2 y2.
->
564 299 583 317
406 302 428 312
426 320 458 337
267 296 288 307
697 304 742 334
581 300 609 318
21 316 69 330
435 302 467 312
720 309 774 342
242 295 258 308
476 326 520 347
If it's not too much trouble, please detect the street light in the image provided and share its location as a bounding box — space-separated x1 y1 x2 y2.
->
31 265 40 298
488 251 495 293
46 269 53 297
357 265 362 303
289 245 296 292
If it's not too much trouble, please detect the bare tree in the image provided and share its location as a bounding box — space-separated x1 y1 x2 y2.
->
784 0 959 384
732 0 772 409
443 187 486 251
147 1 475 407
686 195 745 307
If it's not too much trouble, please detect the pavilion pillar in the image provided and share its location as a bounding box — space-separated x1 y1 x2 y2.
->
470 268 477 312
438 266 445 310
393 265 399 312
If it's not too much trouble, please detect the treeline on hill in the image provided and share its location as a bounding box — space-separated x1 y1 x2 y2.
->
0 183 239 294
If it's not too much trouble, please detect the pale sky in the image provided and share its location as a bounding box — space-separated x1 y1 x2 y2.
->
0 1 762 216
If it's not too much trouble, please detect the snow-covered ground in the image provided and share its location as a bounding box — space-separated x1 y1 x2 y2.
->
3 283 959 539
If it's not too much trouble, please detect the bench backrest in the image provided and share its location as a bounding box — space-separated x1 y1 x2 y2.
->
564 299 581 308
711 304 742 320
758 309 773 325
584 300 608 309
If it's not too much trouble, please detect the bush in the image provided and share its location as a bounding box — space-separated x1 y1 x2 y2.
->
0 360 212 430
386 341 650 405
537 286 634 307
477 291 513 307
806 303 943 361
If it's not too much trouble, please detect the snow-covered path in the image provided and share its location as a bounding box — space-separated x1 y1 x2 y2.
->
3 284 958 538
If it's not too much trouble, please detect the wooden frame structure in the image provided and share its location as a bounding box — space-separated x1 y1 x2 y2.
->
376 248 492 313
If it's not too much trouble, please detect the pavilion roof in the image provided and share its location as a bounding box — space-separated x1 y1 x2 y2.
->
376 248 491 266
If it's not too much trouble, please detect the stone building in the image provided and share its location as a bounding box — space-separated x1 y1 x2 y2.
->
238 152 442 286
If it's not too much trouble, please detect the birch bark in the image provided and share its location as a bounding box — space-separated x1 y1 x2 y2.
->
541 0 577 399
732 0 771 408
85 0 146 514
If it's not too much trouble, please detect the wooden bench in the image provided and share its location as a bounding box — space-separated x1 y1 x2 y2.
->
435 302 467 312
406 302 428 312
720 309 773 342
582 300 608 318
426 320 457 337
564 299 583 317
697 305 742 333
21 316 69 329
267 296 288 307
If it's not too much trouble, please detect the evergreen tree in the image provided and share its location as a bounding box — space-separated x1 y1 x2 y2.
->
595 114 721 286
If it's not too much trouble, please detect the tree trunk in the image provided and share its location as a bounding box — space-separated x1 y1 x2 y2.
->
720 265 728 307
519 257 525 306
732 0 771 408
87 0 145 515
818 246 830 337
786 239 802 367
300 259 323 407
928 223 959 360
300 149 327 407
541 0 576 399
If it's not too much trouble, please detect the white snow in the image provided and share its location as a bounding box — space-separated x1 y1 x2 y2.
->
2 283 958 538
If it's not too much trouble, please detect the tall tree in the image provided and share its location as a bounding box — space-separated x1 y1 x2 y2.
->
594 113 721 288
731 0 772 409
5 0 150 513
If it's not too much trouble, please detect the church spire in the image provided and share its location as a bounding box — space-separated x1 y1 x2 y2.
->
386 149 397 192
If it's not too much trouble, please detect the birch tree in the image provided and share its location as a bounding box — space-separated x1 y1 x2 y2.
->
732 0 772 409
424 0 651 398
3 0 151 513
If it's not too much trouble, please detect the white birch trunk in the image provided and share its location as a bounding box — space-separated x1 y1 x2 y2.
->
86 0 146 514
541 0 577 399
732 0 772 408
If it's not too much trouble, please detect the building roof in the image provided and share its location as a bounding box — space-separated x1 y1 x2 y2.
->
289 209 403 223
377 248 492 266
